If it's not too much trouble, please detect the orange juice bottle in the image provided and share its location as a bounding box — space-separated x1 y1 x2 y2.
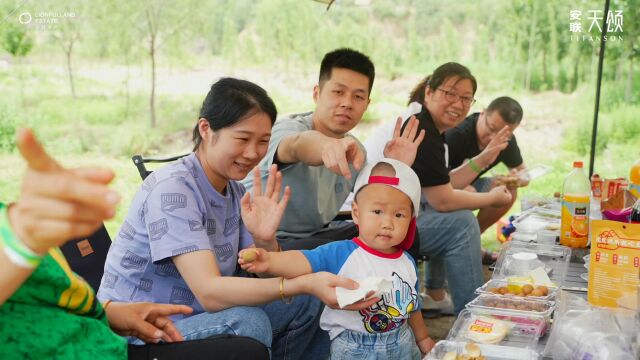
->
560 161 590 248
629 158 640 199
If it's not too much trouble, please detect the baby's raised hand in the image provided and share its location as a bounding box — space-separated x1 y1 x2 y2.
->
237 248 271 273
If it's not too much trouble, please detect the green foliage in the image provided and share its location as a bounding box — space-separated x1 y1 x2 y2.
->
0 102 21 151
2 24 33 57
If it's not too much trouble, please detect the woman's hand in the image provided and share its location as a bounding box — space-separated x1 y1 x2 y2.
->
106 302 193 344
383 116 425 166
8 129 120 254
301 272 379 311
241 165 290 248
237 247 271 273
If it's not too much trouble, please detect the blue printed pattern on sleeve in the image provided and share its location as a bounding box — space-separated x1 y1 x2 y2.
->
301 240 358 274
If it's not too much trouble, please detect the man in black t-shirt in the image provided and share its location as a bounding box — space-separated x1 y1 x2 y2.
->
445 97 527 237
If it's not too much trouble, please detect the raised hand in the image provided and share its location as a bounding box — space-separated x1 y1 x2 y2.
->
8 129 120 254
383 116 425 166
321 137 366 180
241 165 290 245
237 248 271 274
476 125 512 168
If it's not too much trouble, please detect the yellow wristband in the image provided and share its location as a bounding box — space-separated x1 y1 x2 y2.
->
279 277 293 304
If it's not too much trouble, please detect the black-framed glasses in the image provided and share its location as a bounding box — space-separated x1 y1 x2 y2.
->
436 88 476 106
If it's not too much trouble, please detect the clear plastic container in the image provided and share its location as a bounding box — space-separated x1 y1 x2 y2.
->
493 242 572 286
511 232 536 243
466 294 556 333
425 340 541 360
443 310 544 357
512 208 560 235
476 279 558 302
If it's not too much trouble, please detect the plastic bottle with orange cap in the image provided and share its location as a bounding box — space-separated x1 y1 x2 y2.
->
630 158 640 223
629 158 640 199
560 161 591 248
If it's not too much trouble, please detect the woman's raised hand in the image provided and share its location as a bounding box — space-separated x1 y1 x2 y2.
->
383 115 425 166
240 165 290 247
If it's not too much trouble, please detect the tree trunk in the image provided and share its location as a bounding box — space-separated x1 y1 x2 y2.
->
149 34 157 128
615 59 623 83
572 57 579 92
542 49 547 88
524 2 538 90
625 57 633 103
17 57 25 107
124 52 131 120
65 40 76 99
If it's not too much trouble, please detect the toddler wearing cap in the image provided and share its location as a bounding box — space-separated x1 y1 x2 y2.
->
238 158 434 359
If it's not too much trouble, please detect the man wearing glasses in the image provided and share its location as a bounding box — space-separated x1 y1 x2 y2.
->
445 96 527 263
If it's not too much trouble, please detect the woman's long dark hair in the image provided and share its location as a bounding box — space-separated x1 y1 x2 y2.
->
193 78 277 151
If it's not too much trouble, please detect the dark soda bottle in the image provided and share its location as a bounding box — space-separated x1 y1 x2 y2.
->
630 199 640 223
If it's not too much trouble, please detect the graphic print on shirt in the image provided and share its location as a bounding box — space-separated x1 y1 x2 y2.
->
188 219 205 232
149 218 169 241
214 242 234 263
169 286 195 305
359 272 418 333
223 214 240 236
129 278 154 301
161 193 187 212
119 221 136 240
142 173 157 192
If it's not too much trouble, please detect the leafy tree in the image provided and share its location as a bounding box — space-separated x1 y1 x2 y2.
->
1 22 33 105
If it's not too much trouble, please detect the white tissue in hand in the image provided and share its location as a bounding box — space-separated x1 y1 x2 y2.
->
335 276 392 309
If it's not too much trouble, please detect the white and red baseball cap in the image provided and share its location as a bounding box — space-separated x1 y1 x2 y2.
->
353 158 421 250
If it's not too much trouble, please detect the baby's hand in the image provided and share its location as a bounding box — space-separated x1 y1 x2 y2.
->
238 248 270 273
417 336 436 355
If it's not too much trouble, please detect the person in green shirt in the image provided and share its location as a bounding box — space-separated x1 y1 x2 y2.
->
0 128 193 359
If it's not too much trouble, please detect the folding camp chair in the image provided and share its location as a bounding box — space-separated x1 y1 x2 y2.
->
61 224 111 292
132 153 190 181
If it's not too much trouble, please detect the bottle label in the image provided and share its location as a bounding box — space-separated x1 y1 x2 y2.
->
561 195 590 248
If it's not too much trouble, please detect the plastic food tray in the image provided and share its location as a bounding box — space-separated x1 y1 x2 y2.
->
512 208 560 234
425 340 541 360
466 294 556 333
493 242 571 286
475 279 558 302
446 310 544 353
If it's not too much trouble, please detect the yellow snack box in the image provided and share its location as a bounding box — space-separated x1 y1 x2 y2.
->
587 220 640 310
